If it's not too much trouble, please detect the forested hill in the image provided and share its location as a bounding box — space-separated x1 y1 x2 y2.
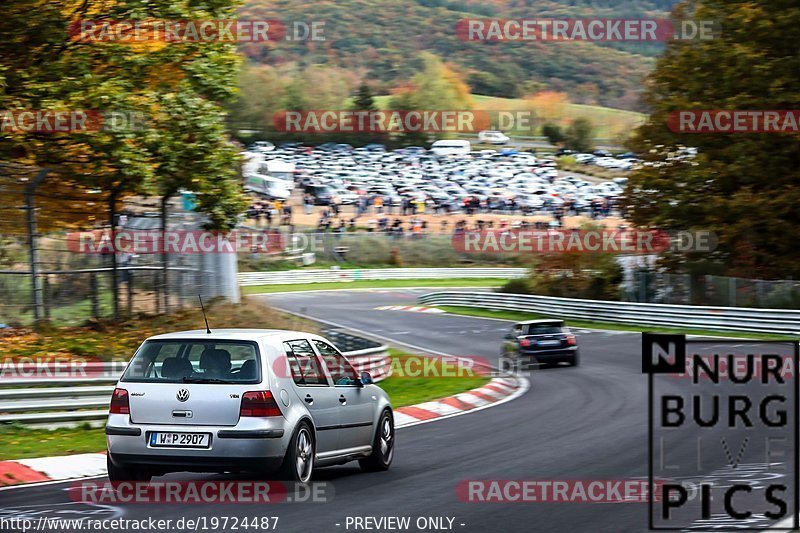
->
238 0 681 111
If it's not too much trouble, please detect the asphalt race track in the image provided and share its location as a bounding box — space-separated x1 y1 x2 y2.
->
0 288 794 533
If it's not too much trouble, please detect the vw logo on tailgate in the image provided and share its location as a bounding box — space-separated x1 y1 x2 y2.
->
176 388 190 402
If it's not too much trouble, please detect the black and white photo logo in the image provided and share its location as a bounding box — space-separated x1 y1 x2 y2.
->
644 334 798 530
642 333 686 374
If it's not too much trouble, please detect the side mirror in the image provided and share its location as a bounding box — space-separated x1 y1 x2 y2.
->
360 371 374 386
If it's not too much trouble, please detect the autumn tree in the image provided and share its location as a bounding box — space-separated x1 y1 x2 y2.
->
352 82 377 111
564 118 595 152
229 64 287 132
626 0 800 279
542 123 565 145
0 0 246 317
388 53 473 143
526 91 569 124
410 53 473 112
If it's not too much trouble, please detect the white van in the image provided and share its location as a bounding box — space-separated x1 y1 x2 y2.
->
431 139 471 157
264 160 296 190
243 174 292 200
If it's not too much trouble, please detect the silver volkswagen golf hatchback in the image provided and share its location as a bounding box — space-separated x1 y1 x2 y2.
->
106 329 394 482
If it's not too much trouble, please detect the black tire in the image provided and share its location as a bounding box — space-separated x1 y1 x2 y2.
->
359 409 394 472
569 350 580 367
106 455 152 482
279 422 315 482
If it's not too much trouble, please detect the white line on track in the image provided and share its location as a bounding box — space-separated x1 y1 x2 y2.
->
266 306 530 430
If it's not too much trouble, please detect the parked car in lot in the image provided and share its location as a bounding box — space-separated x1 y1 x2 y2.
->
106 329 394 482
240 143 625 217
431 139 471 157
501 320 579 367
478 130 510 145
251 141 275 153
304 184 335 205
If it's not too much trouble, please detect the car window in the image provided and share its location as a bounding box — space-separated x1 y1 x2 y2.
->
524 324 566 335
121 340 260 383
313 340 359 386
283 339 328 386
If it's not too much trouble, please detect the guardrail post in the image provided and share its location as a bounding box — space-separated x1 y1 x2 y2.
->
90 272 99 319
24 169 49 322
127 270 134 316
154 270 162 314
42 275 50 320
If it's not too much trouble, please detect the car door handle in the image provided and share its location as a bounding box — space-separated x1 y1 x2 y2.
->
338 395 347 405
304 395 314 404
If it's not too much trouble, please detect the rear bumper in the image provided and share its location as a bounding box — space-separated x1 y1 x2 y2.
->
517 346 578 364
106 415 290 473
108 452 284 472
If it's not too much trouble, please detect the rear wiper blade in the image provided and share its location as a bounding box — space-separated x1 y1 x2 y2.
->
181 376 231 383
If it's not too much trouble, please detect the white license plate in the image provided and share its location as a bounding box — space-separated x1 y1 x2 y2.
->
538 340 561 346
149 432 210 448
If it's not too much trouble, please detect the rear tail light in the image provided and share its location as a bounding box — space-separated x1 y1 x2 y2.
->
109 388 130 415
566 335 577 346
240 391 283 417
519 338 532 347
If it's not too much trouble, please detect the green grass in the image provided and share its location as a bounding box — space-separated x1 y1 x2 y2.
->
0 349 489 461
242 278 506 294
557 157 631 180
376 349 491 407
436 305 797 341
370 94 646 140
0 423 106 462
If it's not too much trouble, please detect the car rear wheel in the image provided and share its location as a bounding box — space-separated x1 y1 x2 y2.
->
360 409 394 472
569 350 580 367
279 422 314 482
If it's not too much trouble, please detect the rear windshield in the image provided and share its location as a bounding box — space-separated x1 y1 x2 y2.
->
120 340 261 384
524 324 566 335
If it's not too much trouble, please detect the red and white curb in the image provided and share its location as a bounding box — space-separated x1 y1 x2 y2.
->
0 452 108 487
0 375 525 488
374 305 445 314
393 376 522 427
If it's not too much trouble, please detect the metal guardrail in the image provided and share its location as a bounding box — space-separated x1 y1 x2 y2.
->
238 268 527 286
418 291 800 335
0 343 391 427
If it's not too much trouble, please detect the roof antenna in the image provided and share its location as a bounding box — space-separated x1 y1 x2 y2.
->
198 295 211 334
